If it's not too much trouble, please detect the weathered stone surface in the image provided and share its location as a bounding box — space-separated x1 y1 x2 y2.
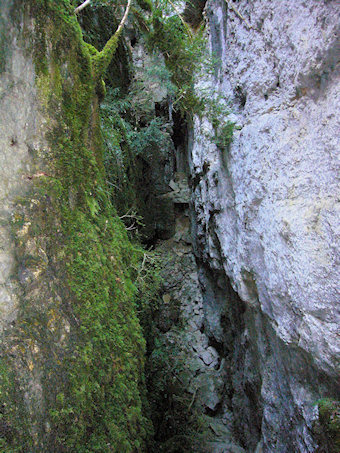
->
0 3 41 332
190 0 340 451
150 205 244 451
163 172 191 203
1 3 151 450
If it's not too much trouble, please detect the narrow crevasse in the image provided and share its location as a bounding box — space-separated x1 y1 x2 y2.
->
0 0 339 452
146 156 246 452
144 0 340 452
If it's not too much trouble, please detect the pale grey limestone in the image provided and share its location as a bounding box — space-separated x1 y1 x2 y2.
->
0 11 42 332
189 0 340 451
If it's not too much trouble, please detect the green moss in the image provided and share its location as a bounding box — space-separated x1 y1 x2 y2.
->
314 398 340 453
92 32 121 81
0 360 32 451
78 5 132 92
0 0 153 451
84 41 99 57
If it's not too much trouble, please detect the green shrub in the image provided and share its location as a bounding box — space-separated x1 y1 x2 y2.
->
314 398 340 453
202 94 236 150
213 121 235 149
147 2 207 117
101 87 172 218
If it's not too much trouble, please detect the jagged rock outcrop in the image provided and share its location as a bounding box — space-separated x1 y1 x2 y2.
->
189 0 340 451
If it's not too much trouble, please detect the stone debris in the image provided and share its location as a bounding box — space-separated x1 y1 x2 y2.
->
162 172 191 203
162 293 171 304
153 204 243 451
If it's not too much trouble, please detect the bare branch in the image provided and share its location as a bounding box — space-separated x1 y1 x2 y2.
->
114 0 132 38
75 0 91 14
92 0 132 78
225 0 252 30
168 0 193 39
188 387 198 412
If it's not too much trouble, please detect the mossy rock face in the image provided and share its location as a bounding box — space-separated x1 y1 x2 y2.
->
0 1 151 451
314 399 340 453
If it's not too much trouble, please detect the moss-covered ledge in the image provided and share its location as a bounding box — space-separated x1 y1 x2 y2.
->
0 1 152 451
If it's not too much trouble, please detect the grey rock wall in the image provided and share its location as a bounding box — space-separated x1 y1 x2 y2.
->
0 2 42 332
0 4 54 444
190 0 340 451
150 200 245 452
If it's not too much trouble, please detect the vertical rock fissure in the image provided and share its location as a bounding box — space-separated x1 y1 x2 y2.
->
0 0 339 451
146 113 249 451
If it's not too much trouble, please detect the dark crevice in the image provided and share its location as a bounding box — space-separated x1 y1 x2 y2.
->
204 399 224 417
235 84 247 108
155 101 169 118
171 110 187 150
190 171 204 189
183 0 207 29
207 335 224 359
192 233 262 450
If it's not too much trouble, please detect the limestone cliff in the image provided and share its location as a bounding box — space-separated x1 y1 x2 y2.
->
189 0 340 451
